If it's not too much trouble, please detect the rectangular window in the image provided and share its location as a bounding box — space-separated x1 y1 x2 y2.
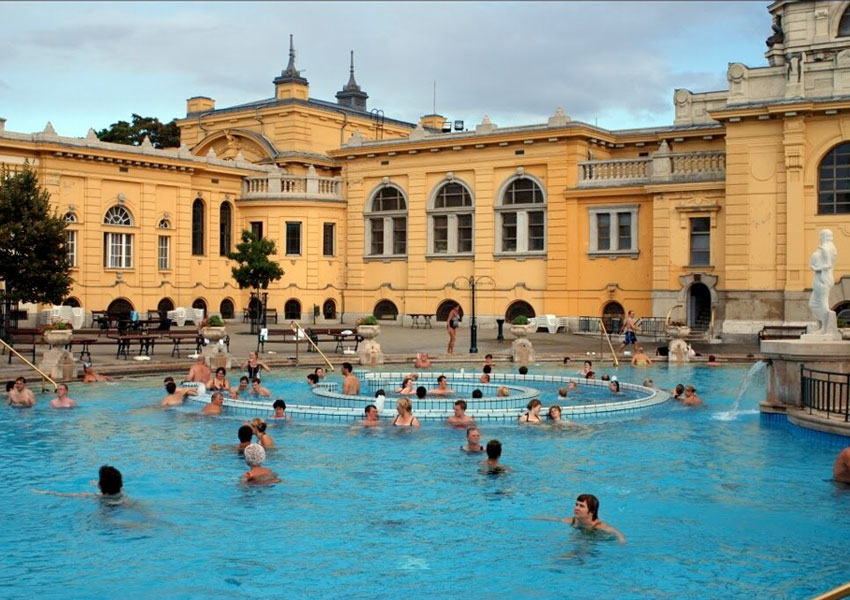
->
250 221 263 240
597 214 611 251
502 212 517 252
286 222 301 256
617 212 631 250
392 217 407 255
528 211 545 251
433 215 449 253
103 232 133 269
65 230 77 268
457 214 473 253
690 217 711 266
322 223 335 256
158 236 170 270
370 219 384 255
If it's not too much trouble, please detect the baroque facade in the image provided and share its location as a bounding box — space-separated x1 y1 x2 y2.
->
2 1 850 339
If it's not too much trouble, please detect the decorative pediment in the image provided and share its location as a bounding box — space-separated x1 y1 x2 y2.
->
191 129 278 163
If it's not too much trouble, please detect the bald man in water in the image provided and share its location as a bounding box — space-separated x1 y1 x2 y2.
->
834 447 850 484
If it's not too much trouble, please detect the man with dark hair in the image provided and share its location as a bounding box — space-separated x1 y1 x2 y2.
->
49 384 77 409
306 373 319 386
447 399 474 427
162 380 197 407
480 365 492 383
250 377 272 397
358 404 381 427
472 389 483 399
481 439 510 473
342 362 360 395
430 375 453 396
415 386 427 399
518 366 528 376
98 465 123 496
230 376 250 398
236 425 254 452
483 353 494 367
8 377 35 407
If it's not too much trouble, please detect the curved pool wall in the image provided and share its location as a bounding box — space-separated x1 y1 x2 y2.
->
188 370 668 422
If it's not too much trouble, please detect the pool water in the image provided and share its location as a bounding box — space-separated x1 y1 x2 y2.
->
2 363 849 599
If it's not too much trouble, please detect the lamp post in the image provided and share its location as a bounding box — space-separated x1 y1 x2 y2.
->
453 275 494 354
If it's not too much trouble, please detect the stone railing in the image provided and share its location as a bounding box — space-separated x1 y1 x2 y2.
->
241 172 343 201
577 149 725 188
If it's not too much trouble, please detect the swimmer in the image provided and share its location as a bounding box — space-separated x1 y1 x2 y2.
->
161 380 197 407
186 355 211 383
642 379 654 388
579 360 592 377
548 405 562 422
391 397 420 428
414 352 432 369
681 385 703 407
8 377 35 407
707 355 719 366
241 443 279 484
314 367 326 380
235 424 254 452
519 399 542 424
447 400 475 427
251 418 275 449
833 447 850 484
672 383 685 402
568 381 578 391
600 373 611 381
563 356 571 366
49 383 77 408
250 377 272 397
206 367 230 393
33 464 124 501
558 388 568 400
585 371 596 380
429 375 454 396
271 399 291 422
480 373 491 384
306 373 319 386
518 366 529 376
608 380 620 394
229 376 250 398
484 353 494 367
537 494 626 544
480 439 511 474
342 362 360 395
461 426 484 452
416 386 427 400
472 389 483 399
200 392 224 415
631 348 652 366
497 386 510 397
81 362 112 383
358 404 381 427
242 351 270 379
396 377 415 395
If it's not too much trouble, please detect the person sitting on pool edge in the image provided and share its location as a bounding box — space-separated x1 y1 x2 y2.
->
81 362 112 383
707 355 719 366
484 353 494 367
461 426 484 453
200 392 224 416
447 399 474 427
358 404 381 427
519 399 542 424
537 493 626 544
481 439 511 474
241 443 279 484
271 399 291 422
430 375 454 396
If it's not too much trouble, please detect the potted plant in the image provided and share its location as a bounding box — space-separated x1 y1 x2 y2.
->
510 315 534 338
666 320 691 339
42 320 73 348
200 315 227 342
357 315 381 339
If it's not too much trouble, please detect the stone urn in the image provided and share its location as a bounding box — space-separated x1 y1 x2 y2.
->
356 324 383 366
510 323 535 364
200 326 227 343
666 325 691 339
510 324 534 339
39 328 75 381
356 324 381 340
43 329 73 348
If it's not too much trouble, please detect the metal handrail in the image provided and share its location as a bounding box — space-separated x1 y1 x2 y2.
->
709 308 715 339
289 321 335 372
597 318 619 367
800 365 850 422
0 337 57 390
810 580 850 600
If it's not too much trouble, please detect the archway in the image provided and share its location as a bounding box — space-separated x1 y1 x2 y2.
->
62 297 81 308
374 299 399 320
436 299 464 322
688 283 712 330
834 300 850 327
284 299 301 320
220 298 235 320
157 298 175 314
602 301 624 334
322 299 337 320
505 300 535 323
192 298 208 318
106 298 134 319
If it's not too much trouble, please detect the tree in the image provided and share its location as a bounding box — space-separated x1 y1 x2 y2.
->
0 165 73 334
96 114 181 149
228 231 284 326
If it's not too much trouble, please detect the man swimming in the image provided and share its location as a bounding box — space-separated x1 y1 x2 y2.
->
33 465 124 501
49 383 77 408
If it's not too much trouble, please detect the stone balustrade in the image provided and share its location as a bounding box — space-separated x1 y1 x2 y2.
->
577 150 725 188
241 172 343 201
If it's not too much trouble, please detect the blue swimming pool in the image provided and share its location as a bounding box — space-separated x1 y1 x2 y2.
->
2 363 848 599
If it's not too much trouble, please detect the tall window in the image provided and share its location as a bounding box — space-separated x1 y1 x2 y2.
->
840 7 850 37
219 201 232 256
323 223 335 256
429 181 474 255
250 221 264 240
158 236 170 270
191 198 205 255
103 205 133 269
495 177 546 254
366 185 407 257
818 143 850 214
286 222 302 255
689 217 711 266
588 206 638 257
65 230 77 268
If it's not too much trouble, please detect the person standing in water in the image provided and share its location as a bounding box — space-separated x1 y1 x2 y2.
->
537 494 626 544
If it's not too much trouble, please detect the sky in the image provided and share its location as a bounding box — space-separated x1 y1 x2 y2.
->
0 1 771 138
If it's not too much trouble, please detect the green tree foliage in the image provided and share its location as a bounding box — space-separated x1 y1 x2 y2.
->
96 114 181 149
227 230 284 292
0 165 73 313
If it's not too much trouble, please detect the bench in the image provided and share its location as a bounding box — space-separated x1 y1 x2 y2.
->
758 325 808 340
166 333 204 357
257 328 303 353
306 327 364 353
69 334 116 361
4 328 40 363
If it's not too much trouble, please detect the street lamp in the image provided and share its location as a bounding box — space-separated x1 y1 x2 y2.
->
453 275 495 354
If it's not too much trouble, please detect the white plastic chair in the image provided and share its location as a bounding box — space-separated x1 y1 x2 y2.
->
541 314 559 334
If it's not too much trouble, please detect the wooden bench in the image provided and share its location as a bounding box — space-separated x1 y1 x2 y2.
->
266 308 278 324
758 325 808 340
257 328 303 353
4 328 40 363
306 327 364 353
165 333 204 357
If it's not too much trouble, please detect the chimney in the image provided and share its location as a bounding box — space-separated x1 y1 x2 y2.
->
187 97 215 115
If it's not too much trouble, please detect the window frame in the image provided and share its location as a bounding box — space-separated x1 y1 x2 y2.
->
365 183 408 259
689 217 711 267
494 175 547 257
427 179 475 258
102 205 134 270
818 142 850 215
588 205 639 258
285 221 302 256
323 222 336 257
65 229 77 268
219 201 232 256
191 198 205 256
158 235 171 271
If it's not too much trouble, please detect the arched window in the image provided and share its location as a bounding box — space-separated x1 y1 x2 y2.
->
365 184 407 257
602 301 624 334
219 298 235 320
62 297 81 308
157 218 170 229
818 143 850 214
374 299 399 320
157 298 175 314
219 201 232 256
284 299 302 320
63 211 77 223
436 300 463 322
322 299 337 320
192 298 207 318
107 298 134 319
496 176 546 255
192 198 205 255
103 205 134 268
505 300 536 323
429 180 474 255
840 7 850 37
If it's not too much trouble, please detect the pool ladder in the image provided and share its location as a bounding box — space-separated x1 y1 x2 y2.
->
0 337 57 391
290 320 335 372
596 318 619 367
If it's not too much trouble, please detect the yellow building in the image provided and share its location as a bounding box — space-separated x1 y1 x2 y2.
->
2 2 850 341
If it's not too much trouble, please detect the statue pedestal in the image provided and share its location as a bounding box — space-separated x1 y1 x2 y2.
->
761 338 850 409
202 342 232 371
511 338 534 364
357 339 384 366
668 338 690 363
38 348 76 382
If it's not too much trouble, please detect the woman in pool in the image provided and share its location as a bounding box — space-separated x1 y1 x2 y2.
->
241 351 270 379
538 494 626 544
241 443 279 484
251 418 275 449
396 377 415 395
519 399 542 423
608 380 621 394
207 367 231 393
391 397 420 428
548 405 562 422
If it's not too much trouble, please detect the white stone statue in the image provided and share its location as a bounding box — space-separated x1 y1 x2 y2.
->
808 228 839 336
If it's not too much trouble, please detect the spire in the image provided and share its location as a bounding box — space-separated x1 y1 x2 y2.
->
336 50 368 111
274 34 308 86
